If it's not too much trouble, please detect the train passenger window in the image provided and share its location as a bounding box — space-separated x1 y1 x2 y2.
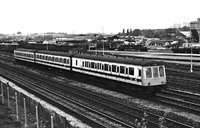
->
125 67 128 74
52 57 54 61
102 64 104 70
129 67 134 75
60 58 63 63
146 68 152 78
138 69 141 77
112 65 116 72
120 66 125 74
117 66 119 73
82 61 84 67
104 64 109 71
67 59 69 64
91 62 95 68
64 58 66 63
109 65 111 71
100 63 102 70
97 63 100 69
159 66 164 77
153 67 159 78
88 62 91 68
76 60 78 65
95 63 97 69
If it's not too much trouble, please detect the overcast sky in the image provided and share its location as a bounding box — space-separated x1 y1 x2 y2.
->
0 0 199 34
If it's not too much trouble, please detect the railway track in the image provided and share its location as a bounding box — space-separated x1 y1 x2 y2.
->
156 89 200 115
0 60 197 127
0 64 133 128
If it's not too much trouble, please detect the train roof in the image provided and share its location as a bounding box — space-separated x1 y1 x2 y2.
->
36 50 74 56
14 49 163 66
73 53 163 66
15 48 37 52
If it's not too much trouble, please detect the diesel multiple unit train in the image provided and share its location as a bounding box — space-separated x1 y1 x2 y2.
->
14 48 166 94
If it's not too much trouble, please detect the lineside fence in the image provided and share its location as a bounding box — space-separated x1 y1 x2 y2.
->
0 81 74 128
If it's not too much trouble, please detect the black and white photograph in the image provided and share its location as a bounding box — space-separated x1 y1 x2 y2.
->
0 0 200 127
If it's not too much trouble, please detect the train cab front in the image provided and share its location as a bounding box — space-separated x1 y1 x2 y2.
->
142 65 166 93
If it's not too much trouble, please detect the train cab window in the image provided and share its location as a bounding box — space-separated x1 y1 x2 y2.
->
146 68 152 78
129 67 134 75
159 66 164 77
112 65 116 72
104 64 109 71
153 67 159 78
120 66 125 74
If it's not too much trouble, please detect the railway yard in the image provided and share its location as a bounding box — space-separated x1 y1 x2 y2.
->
1 51 200 128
